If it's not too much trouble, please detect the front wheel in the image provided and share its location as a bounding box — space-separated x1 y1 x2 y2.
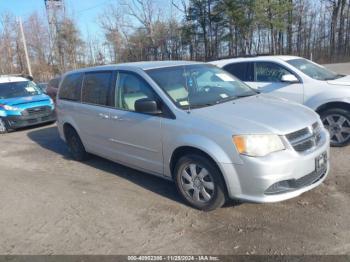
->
321 108 350 147
0 118 8 134
174 154 226 211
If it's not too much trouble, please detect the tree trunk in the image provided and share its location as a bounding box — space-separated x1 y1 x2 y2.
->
337 0 346 58
287 0 293 54
330 0 341 61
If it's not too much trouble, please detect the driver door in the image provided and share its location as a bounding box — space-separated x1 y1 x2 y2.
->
247 62 304 103
104 71 164 175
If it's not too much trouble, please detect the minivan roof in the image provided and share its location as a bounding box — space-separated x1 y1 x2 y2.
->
67 60 206 74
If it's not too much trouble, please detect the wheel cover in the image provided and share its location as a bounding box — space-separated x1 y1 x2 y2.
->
0 118 6 133
180 163 215 203
322 114 350 144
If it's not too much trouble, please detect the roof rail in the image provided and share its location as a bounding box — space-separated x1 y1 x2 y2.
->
210 53 272 61
0 74 33 81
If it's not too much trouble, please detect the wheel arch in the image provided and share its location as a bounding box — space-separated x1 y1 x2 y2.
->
61 120 83 144
169 146 231 197
316 101 350 114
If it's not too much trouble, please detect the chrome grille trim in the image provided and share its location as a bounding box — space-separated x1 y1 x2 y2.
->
286 122 323 153
23 106 51 116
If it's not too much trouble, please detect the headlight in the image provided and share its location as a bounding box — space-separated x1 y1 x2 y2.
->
2 105 20 111
49 98 54 105
233 134 285 157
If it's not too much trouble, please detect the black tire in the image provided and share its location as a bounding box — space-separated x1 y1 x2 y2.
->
65 127 90 161
320 108 350 147
174 154 226 211
0 118 8 134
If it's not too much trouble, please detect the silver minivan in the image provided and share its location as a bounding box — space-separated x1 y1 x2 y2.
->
56 61 330 211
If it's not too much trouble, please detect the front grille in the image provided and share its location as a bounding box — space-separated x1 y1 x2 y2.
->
24 106 51 116
5 112 56 129
286 122 322 153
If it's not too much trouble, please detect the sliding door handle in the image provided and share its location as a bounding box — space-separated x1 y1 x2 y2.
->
111 115 124 121
98 113 110 119
111 115 120 120
111 115 129 121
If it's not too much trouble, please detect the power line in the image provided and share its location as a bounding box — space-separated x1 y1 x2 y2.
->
77 0 114 14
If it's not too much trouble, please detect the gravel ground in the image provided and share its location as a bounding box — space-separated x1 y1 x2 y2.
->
0 64 349 255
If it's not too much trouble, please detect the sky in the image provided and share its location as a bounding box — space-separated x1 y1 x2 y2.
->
0 0 182 39
0 0 126 39
0 0 116 37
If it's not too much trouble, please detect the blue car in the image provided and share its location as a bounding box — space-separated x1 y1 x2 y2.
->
0 75 56 134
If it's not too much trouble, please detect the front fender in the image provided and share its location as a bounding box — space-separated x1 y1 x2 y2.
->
305 93 350 111
163 134 243 197
163 133 243 172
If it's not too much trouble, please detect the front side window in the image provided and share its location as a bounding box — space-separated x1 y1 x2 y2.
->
255 62 293 82
59 73 83 101
82 71 112 106
147 64 256 109
287 58 343 81
0 81 41 99
223 62 254 81
116 72 156 111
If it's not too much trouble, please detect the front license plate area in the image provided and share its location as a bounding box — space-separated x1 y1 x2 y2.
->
315 152 327 174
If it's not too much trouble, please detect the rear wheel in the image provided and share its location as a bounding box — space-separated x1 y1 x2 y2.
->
65 127 90 161
0 118 8 134
320 108 350 147
174 154 226 211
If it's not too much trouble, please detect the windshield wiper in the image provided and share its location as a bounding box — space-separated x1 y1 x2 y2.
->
335 74 346 79
215 93 256 104
235 93 256 98
324 74 345 80
189 93 256 109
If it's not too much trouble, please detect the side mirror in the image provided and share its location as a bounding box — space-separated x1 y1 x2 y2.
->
281 74 299 83
135 98 162 115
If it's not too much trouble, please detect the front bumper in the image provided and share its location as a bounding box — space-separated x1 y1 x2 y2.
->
2 111 56 130
220 131 330 203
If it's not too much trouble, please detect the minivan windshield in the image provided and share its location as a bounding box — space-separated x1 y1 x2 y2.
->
0 81 42 99
287 58 343 81
146 64 256 109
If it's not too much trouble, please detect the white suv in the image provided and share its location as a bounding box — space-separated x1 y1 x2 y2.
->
212 56 350 147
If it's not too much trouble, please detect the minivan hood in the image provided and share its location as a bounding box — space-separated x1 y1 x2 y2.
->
0 94 50 106
192 95 318 135
327 75 350 86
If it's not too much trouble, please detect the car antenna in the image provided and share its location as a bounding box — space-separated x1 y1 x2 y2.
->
183 66 191 114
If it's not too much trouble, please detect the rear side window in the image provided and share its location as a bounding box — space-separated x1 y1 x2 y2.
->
82 71 113 106
223 62 254 81
59 73 83 101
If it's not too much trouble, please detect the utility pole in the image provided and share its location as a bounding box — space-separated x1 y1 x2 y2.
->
45 0 65 70
18 17 32 76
